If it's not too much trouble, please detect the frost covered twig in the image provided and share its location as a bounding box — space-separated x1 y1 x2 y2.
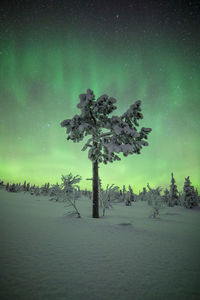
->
65 190 81 218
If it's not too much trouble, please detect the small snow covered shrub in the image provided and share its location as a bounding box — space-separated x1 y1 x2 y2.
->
61 173 82 218
150 197 163 218
22 181 30 192
119 185 135 205
9 183 17 192
64 189 81 218
7 183 22 192
138 187 148 201
129 185 135 202
61 173 81 201
29 185 37 195
147 184 163 218
100 184 119 216
40 183 50 196
49 183 62 201
119 185 126 203
33 186 40 196
124 185 135 206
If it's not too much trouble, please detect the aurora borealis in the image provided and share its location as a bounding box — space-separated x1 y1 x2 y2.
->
0 0 199 193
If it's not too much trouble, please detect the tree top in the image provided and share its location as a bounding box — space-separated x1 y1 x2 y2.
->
61 89 152 163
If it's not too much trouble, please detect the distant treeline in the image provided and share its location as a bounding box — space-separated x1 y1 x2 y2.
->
0 172 199 211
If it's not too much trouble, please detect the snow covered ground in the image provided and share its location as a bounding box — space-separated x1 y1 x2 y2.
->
0 189 200 300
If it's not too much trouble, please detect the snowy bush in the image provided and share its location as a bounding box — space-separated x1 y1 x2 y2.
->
22 181 30 192
59 173 82 217
100 184 119 216
147 184 163 218
150 197 163 218
64 189 81 218
125 185 135 205
29 185 36 195
9 184 17 192
49 183 62 201
33 186 40 196
119 185 126 203
138 187 148 201
6 183 22 193
40 183 50 196
61 173 81 201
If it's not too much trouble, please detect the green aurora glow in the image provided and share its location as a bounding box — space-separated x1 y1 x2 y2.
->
0 29 199 193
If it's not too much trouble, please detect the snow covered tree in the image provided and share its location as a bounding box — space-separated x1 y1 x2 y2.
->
29 184 36 195
61 173 81 200
128 185 135 202
64 191 81 218
101 184 117 216
124 185 134 206
9 183 17 192
50 183 62 201
34 186 40 196
169 172 179 206
23 181 27 192
121 185 127 203
183 176 198 208
60 173 82 217
139 187 147 201
147 184 163 218
61 89 152 218
40 183 50 196
23 182 30 192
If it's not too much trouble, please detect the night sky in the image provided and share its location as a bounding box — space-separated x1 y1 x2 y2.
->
0 0 199 193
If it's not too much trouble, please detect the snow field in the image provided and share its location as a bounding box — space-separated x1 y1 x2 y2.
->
0 190 200 300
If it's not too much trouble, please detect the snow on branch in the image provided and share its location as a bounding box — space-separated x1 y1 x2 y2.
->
61 89 152 163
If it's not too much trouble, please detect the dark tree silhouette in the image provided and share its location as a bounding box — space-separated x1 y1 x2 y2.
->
183 176 198 208
169 172 179 206
61 89 152 218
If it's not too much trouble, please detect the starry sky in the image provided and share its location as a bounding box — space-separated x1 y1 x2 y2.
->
0 0 199 193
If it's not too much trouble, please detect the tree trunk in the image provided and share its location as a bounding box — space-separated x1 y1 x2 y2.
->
92 160 99 218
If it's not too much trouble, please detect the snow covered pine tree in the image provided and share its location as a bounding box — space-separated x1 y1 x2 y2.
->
61 89 152 218
183 176 198 208
169 172 179 206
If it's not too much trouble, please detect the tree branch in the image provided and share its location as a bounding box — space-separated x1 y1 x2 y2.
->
100 131 112 138
90 109 96 125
